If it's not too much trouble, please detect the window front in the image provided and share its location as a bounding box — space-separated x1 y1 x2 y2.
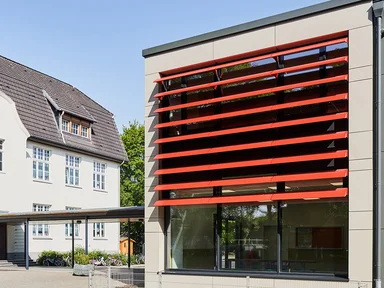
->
65 155 80 186
62 119 69 132
32 204 50 237
281 200 348 275
33 147 50 181
72 123 79 135
93 162 106 190
93 223 105 238
81 126 89 138
0 140 3 172
65 207 80 237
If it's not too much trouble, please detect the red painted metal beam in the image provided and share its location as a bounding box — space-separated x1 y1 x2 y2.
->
155 91 348 128
154 37 348 83
154 75 348 119
154 112 348 144
154 169 348 191
154 188 348 206
155 132 348 160
155 150 348 175
155 57 348 99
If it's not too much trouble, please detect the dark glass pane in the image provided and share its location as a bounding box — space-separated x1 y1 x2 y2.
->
169 205 216 270
220 204 278 272
281 200 348 276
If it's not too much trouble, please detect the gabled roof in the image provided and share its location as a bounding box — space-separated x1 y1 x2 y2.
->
0 56 128 162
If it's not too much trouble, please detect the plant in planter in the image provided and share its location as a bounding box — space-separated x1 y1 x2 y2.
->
73 254 94 276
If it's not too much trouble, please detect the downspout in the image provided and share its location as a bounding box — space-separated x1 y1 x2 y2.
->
373 1 384 288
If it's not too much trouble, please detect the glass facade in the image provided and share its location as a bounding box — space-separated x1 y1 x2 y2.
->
166 198 348 276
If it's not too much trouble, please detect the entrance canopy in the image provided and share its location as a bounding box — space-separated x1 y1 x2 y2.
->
0 206 144 270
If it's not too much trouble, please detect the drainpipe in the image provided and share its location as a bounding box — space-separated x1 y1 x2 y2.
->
373 1 384 288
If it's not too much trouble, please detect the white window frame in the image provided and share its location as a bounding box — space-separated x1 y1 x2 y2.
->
62 119 69 132
93 162 106 190
65 207 80 237
65 155 80 186
81 126 88 138
33 147 50 181
32 204 50 237
93 223 105 238
71 123 79 135
0 140 3 172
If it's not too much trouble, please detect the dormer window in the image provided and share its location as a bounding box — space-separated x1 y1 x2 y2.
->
81 126 89 138
61 115 90 138
72 123 79 135
62 120 69 132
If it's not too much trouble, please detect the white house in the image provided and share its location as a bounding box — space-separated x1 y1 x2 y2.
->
0 56 127 261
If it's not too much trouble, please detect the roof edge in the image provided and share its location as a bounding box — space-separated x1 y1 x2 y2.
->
142 0 369 58
29 136 128 163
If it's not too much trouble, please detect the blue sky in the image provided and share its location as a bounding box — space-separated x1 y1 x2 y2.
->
0 0 324 132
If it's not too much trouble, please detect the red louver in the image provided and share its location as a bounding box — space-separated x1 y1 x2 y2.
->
152 36 349 205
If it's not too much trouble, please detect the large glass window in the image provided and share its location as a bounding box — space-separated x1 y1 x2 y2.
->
220 204 278 272
65 207 80 237
281 200 348 276
166 196 348 276
93 162 106 190
169 205 216 270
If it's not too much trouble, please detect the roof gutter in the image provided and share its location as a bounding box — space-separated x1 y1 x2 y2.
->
373 1 384 288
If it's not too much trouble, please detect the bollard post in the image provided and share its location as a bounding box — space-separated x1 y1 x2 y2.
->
107 266 111 288
88 271 92 288
246 276 250 288
158 272 162 288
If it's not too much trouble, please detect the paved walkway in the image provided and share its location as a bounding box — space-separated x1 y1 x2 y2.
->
0 267 129 288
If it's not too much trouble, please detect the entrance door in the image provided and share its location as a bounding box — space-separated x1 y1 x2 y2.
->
0 224 6 260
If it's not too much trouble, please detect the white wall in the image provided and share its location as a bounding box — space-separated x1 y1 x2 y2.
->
0 91 121 260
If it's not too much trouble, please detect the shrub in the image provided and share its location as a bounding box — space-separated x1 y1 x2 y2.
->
75 254 90 265
74 247 86 255
37 250 63 265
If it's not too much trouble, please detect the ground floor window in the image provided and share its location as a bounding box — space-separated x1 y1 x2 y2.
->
65 207 80 237
32 204 50 237
93 223 105 238
166 197 348 276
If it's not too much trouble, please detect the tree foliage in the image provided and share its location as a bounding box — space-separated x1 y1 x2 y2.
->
120 121 144 253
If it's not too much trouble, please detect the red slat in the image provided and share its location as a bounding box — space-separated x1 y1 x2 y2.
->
154 37 348 83
155 150 348 175
155 91 348 128
154 169 348 191
155 132 348 160
156 57 348 99
154 188 348 206
154 112 348 144
155 75 348 117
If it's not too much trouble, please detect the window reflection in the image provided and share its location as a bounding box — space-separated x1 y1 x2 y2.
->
281 200 348 276
221 204 277 272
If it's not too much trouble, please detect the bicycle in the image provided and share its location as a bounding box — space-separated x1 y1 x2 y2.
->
43 257 63 266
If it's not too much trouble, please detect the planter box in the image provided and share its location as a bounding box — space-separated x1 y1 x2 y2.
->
73 264 95 276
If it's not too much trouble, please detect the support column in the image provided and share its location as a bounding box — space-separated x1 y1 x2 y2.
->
71 220 75 268
128 220 131 268
85 218 89 255
24 219 29 270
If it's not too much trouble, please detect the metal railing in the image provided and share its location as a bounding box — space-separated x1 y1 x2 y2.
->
88 269 370 288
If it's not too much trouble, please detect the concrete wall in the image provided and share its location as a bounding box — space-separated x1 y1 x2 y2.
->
0 91 120 260
144 1 373 287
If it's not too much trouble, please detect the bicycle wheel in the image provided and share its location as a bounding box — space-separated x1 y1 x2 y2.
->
43 259 50 266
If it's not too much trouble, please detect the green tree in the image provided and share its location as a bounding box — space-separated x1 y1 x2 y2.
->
120 121 145 254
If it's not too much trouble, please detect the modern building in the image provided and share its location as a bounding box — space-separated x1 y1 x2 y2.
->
0 55 127 261
143 0 384 287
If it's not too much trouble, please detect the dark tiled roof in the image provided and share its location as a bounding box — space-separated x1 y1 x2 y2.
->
0 56 127 162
